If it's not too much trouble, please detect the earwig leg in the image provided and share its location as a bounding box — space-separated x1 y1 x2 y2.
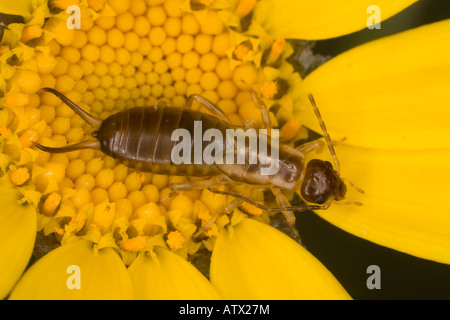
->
295 139 325 155
169 175 230 191
158 190 180 204
225 198 244 213
33 140 100 153
39 88 102 129
207 188 326 212
192 217 217 239
247 87 271 130
192 197 243 240
270 188 304 244
186 94 230 123
271 187 303 244
295 138 347 157
271 188 296 225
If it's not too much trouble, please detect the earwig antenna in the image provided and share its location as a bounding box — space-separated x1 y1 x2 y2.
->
308 94 341 175
39 88 102 129
342 177 365 194
335 200 363 206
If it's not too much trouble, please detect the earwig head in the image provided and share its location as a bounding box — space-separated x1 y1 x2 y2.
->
300 159 346 205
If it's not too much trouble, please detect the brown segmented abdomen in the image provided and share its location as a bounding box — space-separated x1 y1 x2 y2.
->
95 105 305 189
96 106 222 176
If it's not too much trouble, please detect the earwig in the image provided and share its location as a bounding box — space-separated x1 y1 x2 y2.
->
35 87 362 226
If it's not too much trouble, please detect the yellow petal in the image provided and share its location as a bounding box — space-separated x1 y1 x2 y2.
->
210 218 350 299
9 239 134 299
254 0 418 40
316 144 450 265
0 177 36 299
295 19 450 149
128 248 222 299
0 0 34 20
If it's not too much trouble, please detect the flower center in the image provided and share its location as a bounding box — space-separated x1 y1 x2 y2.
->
0 0 313 265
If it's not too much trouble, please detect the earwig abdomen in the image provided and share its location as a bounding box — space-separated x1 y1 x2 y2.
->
95 106 220 176
215 144 305 190
94 105 305 190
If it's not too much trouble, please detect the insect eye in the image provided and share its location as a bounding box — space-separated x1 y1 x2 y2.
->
315 195 326 204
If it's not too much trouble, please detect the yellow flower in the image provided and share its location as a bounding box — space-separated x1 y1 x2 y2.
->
211 218 350 299
288 13 450 264
252 0 418 40
1 0 447 300
0 176 36 299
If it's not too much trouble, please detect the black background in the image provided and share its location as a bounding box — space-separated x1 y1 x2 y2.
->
297 0 450 300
